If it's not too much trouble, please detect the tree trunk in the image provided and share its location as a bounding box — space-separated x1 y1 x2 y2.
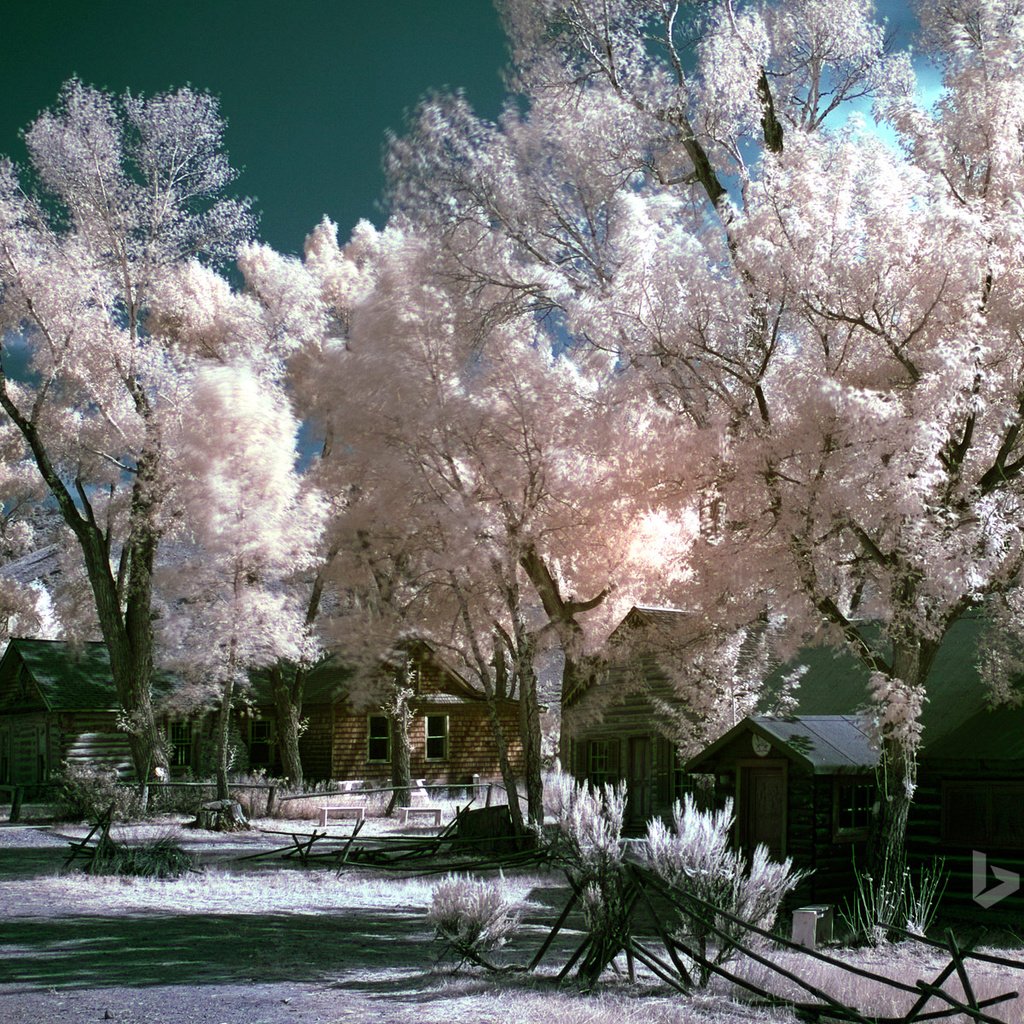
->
867 632 938 933
385 681 413 813
270 663 304 787
486 685 527 839
0 396 169 783
518 666 545 826
214 678 235 803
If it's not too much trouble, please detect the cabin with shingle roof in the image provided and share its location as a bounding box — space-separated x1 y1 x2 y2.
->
0 638 136 789
253 640 524 786
571 609 1024 918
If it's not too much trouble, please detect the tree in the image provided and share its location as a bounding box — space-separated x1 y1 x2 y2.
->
158 364 324 802
0 81 254 779
386 0 1024 906
314 223 668 826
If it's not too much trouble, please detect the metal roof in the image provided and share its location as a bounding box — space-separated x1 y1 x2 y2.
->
687 714 880 774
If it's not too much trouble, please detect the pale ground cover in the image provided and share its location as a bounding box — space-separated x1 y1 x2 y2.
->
0 815 1020 1024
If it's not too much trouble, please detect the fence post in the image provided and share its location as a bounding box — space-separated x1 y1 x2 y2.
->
266 785 277 817
10 786 23 823
486 783 493 808
472 773 480 803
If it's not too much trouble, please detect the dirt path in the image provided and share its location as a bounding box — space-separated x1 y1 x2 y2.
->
0 820 683 1024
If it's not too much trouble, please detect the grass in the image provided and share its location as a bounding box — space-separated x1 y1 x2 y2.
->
734 943 1024 1024
4 819 1023 1024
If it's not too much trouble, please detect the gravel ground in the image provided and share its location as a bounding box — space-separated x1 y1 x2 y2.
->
0 817 684 1024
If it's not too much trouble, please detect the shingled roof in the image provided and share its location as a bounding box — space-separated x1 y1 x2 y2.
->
0 638 177 712
0 639 120 711
687 714 880 774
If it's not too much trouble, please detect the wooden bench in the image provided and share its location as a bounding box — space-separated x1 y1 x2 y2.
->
399 806 443 826
320 805 365 826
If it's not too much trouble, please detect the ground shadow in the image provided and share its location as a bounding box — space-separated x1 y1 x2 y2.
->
0 906 434 992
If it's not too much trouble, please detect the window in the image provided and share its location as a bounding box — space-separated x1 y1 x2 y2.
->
942 781 1024 849
589 740 613 788
425 715 448 761
168 721 192 768
367 715 391 763
833 779 875 840
673 748 689 804
249 719 275 767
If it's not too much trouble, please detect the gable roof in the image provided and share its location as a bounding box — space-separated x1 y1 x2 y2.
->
757 615 988 748
687 714 879 774
262 638 517 709
0 639 119 711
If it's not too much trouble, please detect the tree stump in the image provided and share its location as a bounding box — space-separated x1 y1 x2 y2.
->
191 799 250 832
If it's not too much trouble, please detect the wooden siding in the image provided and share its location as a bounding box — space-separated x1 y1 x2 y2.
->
910 765 1024 920
297 705 334 782
59 711 133 779
289 699 524 785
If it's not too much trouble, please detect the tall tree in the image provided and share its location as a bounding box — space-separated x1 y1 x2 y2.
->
158 364 324 802
0 81 254 779
385 0 1024 903
308 224 663 826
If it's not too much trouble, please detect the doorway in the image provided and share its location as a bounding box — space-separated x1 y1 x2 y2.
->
738 763 786 859
626 736 651 829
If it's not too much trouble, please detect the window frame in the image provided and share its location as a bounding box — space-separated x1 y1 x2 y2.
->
832 777 875 842
589 739 612 789
167 720 193 768
248 717 275 767
425 714 449 762
367 714 391 764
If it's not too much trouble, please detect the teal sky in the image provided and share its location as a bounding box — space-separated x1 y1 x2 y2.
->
0 3 929 259
0 1 509 256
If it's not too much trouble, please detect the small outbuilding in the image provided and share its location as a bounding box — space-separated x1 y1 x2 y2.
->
686 714 878 906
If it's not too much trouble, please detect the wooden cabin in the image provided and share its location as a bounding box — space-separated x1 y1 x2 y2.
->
255 641 525 787
570 609 1024 918
686 714 878 908
0 638 134 790
563 605 770 831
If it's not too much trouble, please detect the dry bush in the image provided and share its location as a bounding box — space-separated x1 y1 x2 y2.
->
428 873 522 968
641 795 805 986
54 761 138 823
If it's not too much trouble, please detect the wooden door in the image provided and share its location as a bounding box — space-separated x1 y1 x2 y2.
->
626 736 651 829
739 764 786 860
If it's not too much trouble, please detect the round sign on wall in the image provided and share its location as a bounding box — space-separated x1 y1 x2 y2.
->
751 734 772 757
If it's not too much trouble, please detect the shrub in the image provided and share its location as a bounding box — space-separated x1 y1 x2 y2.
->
55 761 138 823
840 856 947 945
90 832 195 878
546 771 632 986
427 873 521 969
641 795 806 986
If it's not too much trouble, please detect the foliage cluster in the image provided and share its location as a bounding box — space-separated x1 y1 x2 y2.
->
840 857 948 946
642 796 805 985
55 762 138 823
88 832 195 879
427 873 521 969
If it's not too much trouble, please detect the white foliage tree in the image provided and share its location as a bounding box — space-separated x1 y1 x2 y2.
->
0 80 254 778
384 0 1024 898
159 364 324 802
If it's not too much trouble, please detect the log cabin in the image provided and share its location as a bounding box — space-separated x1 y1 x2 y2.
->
0 637 524 795
568 609 1024 919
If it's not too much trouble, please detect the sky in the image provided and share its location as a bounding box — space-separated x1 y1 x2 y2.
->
0 1 509 257
0 2 930 260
